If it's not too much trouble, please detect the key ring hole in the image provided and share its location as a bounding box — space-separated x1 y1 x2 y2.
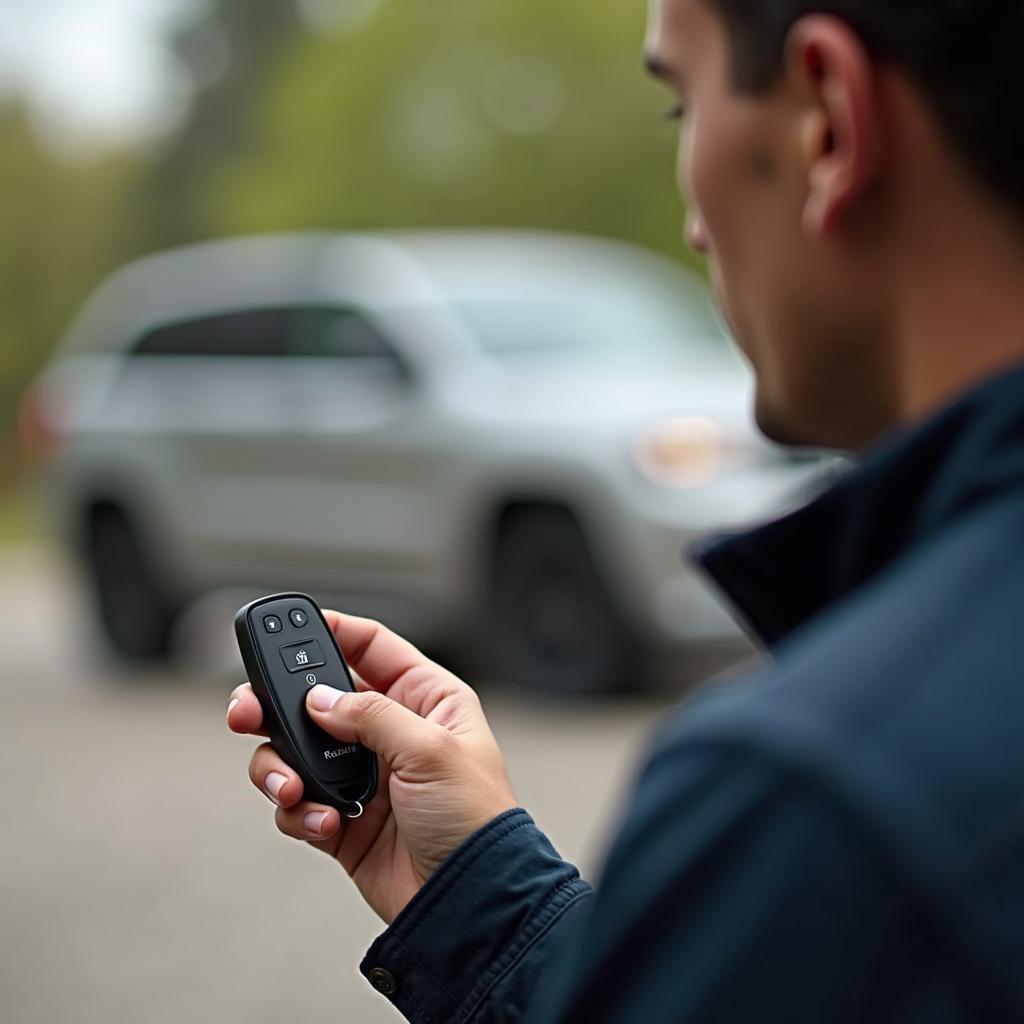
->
343 801 364 819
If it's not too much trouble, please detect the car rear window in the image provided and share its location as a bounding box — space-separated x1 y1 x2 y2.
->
133 310 292 358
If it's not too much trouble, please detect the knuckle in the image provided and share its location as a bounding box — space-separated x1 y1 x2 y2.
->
455 679 481 707
348 690 388 723
344 615 391 662
418 726 458 767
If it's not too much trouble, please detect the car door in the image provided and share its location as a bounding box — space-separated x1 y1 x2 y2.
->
280 306 441 595
119 308 306 582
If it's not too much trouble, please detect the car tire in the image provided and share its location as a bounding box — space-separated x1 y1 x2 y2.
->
485 507 640 695
85 505 179 661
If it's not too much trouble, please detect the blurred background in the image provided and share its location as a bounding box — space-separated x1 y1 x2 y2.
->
1 1 840 1021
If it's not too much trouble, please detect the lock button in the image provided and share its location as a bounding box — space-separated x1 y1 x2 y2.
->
279 639 327 674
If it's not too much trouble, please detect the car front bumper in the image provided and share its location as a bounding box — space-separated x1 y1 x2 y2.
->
614 459 836 651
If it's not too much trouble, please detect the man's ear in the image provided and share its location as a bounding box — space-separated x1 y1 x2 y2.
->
785 15 883 236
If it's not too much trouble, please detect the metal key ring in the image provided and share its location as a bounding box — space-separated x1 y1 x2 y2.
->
343 801 364 819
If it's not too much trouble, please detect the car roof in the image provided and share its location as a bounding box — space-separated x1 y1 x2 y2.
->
57 229 711 356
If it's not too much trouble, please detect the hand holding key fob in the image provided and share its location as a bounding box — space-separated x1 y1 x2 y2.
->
234 593 378 818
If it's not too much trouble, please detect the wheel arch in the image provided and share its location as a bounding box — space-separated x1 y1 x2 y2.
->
471 493 645 693
465 481 643 633
72 474 194 605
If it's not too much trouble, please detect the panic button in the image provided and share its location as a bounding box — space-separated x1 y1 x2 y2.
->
279 639 326 673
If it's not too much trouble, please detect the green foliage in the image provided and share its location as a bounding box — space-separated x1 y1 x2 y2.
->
0 105 143 479
0 483 36 545
140 0 305 248
205 0 693 264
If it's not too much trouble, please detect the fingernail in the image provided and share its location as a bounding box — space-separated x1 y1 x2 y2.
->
227 698 240 718
308 684 343 712
264 771 288 802
305 810 328 836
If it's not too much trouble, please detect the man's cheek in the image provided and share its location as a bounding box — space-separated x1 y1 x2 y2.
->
676 131 695 212
709 266 740 344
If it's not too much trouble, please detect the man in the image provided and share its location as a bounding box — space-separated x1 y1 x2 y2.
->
227 0 1024 1019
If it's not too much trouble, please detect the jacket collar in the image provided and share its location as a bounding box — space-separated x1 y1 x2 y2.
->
688 359 1024 651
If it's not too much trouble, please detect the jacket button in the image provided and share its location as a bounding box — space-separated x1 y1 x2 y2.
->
368 967 397 996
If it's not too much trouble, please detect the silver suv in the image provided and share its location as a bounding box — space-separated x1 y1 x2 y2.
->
27 231 829 692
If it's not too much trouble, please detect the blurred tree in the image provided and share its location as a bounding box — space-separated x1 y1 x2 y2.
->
201 0 696 266
0 103 139 481
141 0 304 247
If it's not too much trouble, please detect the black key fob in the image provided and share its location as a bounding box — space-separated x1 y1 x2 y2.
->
235 592 378 818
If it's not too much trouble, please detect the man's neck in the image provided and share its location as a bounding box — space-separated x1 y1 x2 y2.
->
886 191 1024 434
857 75 1024 446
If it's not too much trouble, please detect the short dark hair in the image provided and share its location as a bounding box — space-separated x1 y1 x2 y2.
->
706 0 1024 218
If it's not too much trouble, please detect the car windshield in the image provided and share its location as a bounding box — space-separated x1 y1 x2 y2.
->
448 279 735 368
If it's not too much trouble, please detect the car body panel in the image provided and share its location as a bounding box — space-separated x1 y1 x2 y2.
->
35 230 838 658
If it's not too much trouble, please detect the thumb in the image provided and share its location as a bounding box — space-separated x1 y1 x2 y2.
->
306 684 450 774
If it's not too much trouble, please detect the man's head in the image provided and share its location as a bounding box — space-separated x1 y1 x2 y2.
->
646 0 1024 451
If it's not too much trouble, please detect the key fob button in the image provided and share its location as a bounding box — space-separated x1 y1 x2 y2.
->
288 608 309 628
279 639 326 673
263 615 283 634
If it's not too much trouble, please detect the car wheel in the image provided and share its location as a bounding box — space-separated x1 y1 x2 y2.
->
486 507 639 695
85 506 179 660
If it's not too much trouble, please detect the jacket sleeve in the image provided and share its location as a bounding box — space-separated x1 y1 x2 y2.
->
359 807 593 1022
361 739 972 1023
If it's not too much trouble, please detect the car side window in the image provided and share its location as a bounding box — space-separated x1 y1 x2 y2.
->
289 308 410 379
133 309 291 358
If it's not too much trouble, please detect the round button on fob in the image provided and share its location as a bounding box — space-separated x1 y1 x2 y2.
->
289 608 308 628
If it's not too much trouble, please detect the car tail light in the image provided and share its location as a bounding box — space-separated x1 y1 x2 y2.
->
17 380 65 462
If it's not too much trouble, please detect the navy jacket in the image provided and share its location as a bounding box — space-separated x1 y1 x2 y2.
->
359 362 1024 1022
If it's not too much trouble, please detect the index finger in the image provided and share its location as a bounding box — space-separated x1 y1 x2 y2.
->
322 610 438 696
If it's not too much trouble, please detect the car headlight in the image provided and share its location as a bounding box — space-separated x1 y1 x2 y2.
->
631 416 732 488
